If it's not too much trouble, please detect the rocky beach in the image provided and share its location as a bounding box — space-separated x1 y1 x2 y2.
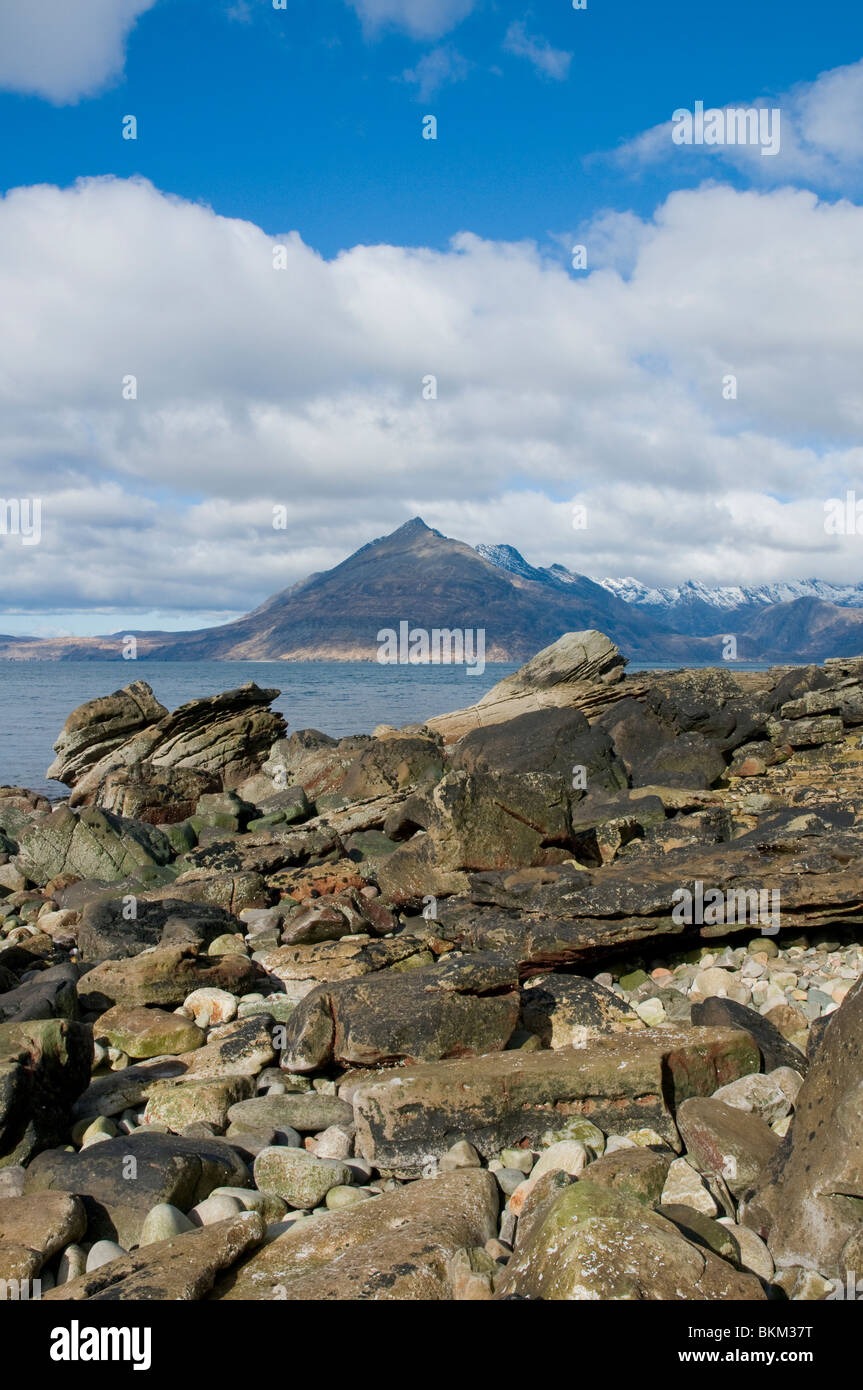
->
2 630 863 1302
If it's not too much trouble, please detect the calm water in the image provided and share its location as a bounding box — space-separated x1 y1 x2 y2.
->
0 660 522 796
0 657 777 798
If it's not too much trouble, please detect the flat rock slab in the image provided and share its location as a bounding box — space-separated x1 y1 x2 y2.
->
212 1169 499 1300
45 1211 265 1301
23 1131 250 1247
258 935 433 1001
352 1026 760 1176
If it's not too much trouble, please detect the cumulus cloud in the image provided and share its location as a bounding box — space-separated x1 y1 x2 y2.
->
401 46 471 100
1 175 863 620
346 0 476 40
0 0 157 104
503 21 572 81
611 57 863 192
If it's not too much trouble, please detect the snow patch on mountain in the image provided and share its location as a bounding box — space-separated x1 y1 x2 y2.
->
595 577 863 611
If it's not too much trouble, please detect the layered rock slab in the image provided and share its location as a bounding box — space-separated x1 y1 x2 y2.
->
352 1026 759 1176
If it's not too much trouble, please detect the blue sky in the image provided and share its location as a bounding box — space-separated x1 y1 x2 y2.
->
3 0 860 253
0 0 862 635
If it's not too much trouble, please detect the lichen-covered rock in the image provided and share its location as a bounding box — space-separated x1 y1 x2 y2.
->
742 974 863 1277
44 1211 265 1301
14 806 174 888
495 1180 765 1300
520 972 644 1047
213 1169 500 1300
352 1026 760 1176
280 951 520 1071
0 1018 93 1166
252 1147 353 1210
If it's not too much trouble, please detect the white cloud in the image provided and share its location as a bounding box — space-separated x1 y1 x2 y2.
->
611 58 863 192
401 46 471 100
0 0 157 104
1 175 863 617
503 20 571 82
346 0 476 40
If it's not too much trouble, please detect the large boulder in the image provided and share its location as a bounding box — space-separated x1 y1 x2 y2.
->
96 763 220 825
742 975 863 1277
351 1026 760 1176
675 1097 780 1199
496 1179 765 1300
377 769 575 905
48 681 287 814
212 1169 500 1300
426 631 627 743
23 1130 251 1247
76 943 266 1011
450 706 628 792
338 733 445 802
14 805 174 887
0 963 81 1026
519 972 644 1047
691 996 807 1075
0 1018 93 1166
77 896 243 962
279 951 520 1071
46 680 168 786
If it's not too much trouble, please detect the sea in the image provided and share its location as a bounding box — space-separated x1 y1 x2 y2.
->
0 657 776 799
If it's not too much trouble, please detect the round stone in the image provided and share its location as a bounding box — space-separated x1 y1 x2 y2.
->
324 1186 373 1211
189 1194 245 1226
85 1240 127 1271
57 1243 87 1284
138 1203 195 1246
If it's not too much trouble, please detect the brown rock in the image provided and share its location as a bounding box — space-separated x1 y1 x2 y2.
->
211 1170 499 1300
352 1026 760 1176
45 1211 265 1300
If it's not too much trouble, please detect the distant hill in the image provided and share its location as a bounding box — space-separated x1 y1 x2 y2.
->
0 518 861 664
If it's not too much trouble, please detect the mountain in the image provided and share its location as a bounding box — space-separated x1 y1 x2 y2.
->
593 575 863 637
1 518 862 664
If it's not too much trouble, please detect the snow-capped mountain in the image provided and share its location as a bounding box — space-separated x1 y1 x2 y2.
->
596 577 863 612
473 538 863 656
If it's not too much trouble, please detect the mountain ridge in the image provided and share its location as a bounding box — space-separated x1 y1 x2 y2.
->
0 518 860 665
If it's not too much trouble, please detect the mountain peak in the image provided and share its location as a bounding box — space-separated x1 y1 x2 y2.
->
394 517 440 538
